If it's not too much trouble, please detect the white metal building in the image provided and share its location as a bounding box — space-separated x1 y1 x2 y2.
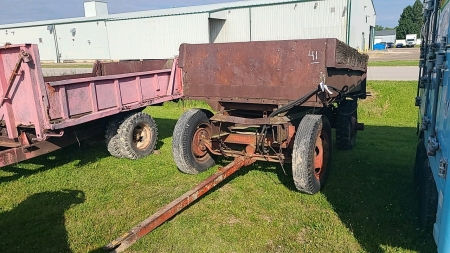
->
0 0 376 62
375 30 397 44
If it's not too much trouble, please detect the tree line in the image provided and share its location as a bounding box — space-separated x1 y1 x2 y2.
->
377 0 423 39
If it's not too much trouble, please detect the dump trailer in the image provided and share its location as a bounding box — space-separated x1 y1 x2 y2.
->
173 38 368 193
106 38 368 252
414 1 450 252
0 44 182 167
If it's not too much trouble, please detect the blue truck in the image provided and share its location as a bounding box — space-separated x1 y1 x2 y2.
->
415 0 450 252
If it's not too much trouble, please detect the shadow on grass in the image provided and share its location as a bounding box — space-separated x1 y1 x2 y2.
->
152 118 178 150
322 125 436 252
183 124 436 252
0 190 85 253
0 136 111 184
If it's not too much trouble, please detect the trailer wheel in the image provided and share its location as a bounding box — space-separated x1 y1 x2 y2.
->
172 109 215 174
105 117 125 158
414 139 427 188
116 112 158 160
418 159 438 230
336 99 358 150
292 114 332 194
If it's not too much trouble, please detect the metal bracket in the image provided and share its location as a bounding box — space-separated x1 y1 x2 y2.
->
32 130 65 141
422 116 430 130
439 158 448 179
428 136 440 156
415 97 422 107
419 76 428 88
436 51 446 70
0 50 32 106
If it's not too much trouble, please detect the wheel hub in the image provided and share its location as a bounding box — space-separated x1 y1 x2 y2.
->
192 127 210 158
314 133 324 180
314 131 330 181
134 123 152 150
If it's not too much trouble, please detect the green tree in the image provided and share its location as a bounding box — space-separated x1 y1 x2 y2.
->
396 0 423 39
375 25 385 31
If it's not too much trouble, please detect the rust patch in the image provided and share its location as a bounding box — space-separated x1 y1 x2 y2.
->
179 38 368 107
46 83 56 96
97 59 173 76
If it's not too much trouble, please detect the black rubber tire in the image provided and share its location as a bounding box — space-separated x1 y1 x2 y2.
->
418 159 438 231
105 117 124 158
292 114 332 194
116 112 158 160
336 99 358 150
414 139 427 188
172 109 215 174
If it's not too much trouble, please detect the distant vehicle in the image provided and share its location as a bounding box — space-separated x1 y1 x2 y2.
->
396 43 404 48
406 34 417 47
387 42 395 48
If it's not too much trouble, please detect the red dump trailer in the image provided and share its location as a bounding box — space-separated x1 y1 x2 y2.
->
106 38 368 252
0 44 182 167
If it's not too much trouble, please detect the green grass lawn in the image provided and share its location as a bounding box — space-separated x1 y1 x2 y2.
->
368 60 419 67
0 81 435 253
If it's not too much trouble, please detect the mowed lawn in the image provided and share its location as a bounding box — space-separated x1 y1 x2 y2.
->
368 60 419 67
0 81 436 253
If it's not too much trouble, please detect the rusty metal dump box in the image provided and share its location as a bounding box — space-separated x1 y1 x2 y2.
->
0 44 182 167
179 38 367 109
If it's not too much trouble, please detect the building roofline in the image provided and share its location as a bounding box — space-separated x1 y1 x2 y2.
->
370 0 376 15
0 0 321 29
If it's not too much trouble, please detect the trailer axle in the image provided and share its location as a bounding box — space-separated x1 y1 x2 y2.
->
104 155 255 252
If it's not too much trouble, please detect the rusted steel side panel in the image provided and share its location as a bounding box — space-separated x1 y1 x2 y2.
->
42 60 173 83
44 73 95 83
179 38 367 106
44 61 183 129
96 60 173 76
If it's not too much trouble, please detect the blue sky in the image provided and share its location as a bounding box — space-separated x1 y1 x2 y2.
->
1 0 416 28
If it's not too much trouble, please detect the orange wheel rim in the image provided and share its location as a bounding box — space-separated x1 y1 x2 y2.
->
191 124 211 161
133 123 152 151
314 131 325 180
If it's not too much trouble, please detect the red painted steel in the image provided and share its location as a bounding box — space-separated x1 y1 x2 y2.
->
0 126 103 168
0 44 183 167
104 156 255 253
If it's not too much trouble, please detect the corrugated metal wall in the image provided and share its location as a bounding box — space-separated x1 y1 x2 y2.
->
0 0 376 61
0 26 57 62
210 0 348 44
210 8 250 43
349 0 376 50
56 21 110 61
251 0 348 42
107 14 210 60
375 35 396 43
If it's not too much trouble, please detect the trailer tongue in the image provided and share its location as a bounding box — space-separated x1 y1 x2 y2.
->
105 155 255 252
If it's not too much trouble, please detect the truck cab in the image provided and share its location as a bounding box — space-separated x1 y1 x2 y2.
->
415 1 450 252
406 34 417 47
